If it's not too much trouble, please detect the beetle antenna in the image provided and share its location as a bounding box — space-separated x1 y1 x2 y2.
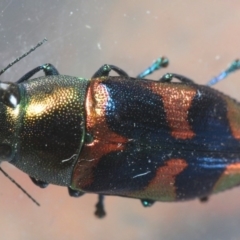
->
0 38 47 76
0 167 40 206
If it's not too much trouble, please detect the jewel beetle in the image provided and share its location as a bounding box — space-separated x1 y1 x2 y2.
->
1 40 240 218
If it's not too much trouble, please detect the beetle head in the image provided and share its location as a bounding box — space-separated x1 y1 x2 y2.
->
0 82 20 163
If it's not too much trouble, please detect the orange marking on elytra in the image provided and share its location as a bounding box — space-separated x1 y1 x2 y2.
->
213 162 240 193
145 82 196 139
72 78 129 189
224 97 240 140
127 159 188 201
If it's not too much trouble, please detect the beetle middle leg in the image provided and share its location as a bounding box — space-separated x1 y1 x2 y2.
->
93 57 169 80
159 73 195 84
136 57 197 84
92 64 129 78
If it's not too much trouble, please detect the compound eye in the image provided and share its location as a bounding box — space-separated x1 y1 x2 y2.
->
0 82 20 108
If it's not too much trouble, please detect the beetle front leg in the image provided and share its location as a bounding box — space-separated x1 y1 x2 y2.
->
159 73 195 84
17 63 59 83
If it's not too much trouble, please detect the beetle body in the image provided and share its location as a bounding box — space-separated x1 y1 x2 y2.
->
72 76 240 202
1 55 240 217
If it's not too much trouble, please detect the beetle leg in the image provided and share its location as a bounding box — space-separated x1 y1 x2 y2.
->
94 194 106 218
207 59 240 86
92 64 129 78
199 196 209 202
68 187 85 197
29 176 49 188
0 64 60 108
137 57 169 79
141 199 155 207
159 73 195 84
17 63 59 83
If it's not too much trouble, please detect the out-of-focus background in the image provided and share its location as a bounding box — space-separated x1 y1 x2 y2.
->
0 1 240 240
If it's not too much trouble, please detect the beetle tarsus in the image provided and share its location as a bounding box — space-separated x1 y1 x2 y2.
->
94 194 106 218
41 63 59 76
159 73 195 84
199 196 209 202
137 57 169 79
92 64 129 78
68 187 85 197
29 176 49 188
141 199 155 207
159 73 173 82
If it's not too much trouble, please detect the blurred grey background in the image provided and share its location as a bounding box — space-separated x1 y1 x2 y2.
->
0 1 240 240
